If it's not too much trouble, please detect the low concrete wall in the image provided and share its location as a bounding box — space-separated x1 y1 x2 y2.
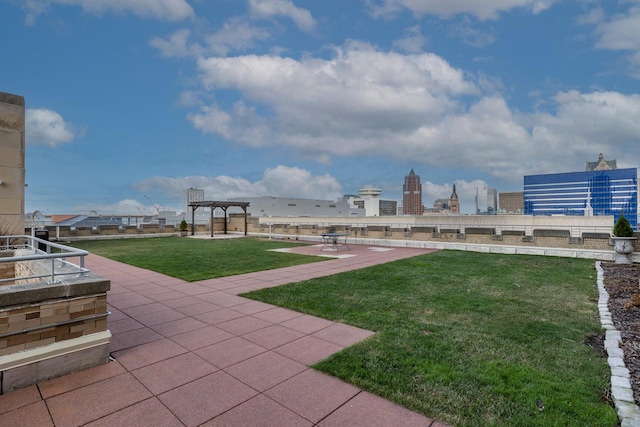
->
249 214 640 261
253 215 622 249
29 213 634 260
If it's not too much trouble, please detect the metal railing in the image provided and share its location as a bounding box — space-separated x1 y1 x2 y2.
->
0 235 90 284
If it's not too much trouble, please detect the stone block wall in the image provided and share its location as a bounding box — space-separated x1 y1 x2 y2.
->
0 261 15 284
0 92 25 236
0 295 108 357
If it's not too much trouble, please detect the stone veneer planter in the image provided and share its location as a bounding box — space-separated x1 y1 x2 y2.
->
0 264 111 393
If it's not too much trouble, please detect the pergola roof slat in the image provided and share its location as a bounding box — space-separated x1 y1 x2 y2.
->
188 201 250 209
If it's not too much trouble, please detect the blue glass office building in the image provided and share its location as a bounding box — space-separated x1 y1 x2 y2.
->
524 168 638 229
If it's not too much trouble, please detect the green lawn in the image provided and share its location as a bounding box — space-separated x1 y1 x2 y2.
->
243 250 617 427
71 237 326 281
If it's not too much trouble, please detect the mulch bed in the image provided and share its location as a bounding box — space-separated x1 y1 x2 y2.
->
601 262 640 406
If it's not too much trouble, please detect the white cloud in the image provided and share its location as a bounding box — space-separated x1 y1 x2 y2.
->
73 199 156 216
205 18 271 56
260 166 343 199
194 41 478 150
25 108 80 147
249 0 317 32
150 29 201 58
367 0 559 21
132 166 343 201
188 101 270 147
576 7 604 26
594 6 640 51
187 104 233 138
151 19 271 58
23 0 194 24
589 5 640 77
187 42 640 184
448 19 497 47
530 90 640 167
393 26 427 53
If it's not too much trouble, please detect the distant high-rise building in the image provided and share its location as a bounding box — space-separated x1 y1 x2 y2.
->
403 169 423 215
524 168 638 229
450 184 460 214
475 186 498 215
183 188 204 213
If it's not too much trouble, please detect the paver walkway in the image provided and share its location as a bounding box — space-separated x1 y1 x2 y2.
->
0 242 449 426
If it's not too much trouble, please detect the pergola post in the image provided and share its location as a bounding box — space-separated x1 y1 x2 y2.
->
191 206 195 236
210 207 214 237
222 207 228 234
243 206 248 236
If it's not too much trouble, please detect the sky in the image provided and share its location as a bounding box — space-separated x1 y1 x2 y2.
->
3 0 640 216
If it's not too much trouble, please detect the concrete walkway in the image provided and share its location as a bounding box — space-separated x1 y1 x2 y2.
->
0 243 449 426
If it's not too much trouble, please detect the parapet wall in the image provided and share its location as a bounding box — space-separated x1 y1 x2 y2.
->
252 214 623 252
34 214 629 255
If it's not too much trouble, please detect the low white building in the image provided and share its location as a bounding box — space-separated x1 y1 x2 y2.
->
227 196 364 217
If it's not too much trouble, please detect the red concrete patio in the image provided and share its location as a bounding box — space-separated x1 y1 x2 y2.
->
0 243 449 426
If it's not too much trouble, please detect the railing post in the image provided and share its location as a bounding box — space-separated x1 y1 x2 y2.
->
51 257 56 283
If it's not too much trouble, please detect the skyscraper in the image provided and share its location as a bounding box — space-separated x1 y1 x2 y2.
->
475 186 498 215
403 169 423 215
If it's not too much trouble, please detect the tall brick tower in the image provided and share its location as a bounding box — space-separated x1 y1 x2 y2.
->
403 168 423 215
450 184 460 214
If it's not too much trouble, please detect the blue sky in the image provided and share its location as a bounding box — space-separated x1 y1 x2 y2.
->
3 0 640 215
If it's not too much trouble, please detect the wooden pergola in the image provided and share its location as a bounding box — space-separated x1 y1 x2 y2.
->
188 201 250 237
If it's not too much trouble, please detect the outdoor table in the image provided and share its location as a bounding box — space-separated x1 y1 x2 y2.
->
321 233 350 251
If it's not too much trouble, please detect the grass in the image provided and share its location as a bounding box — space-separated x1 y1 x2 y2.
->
70 237 326 281
243 250 617 427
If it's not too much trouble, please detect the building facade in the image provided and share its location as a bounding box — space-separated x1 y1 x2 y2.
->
183 188 205 214
0 92 25 235
403 169 423 215
524 168 638 229
498 191 524 213
586 153 617 171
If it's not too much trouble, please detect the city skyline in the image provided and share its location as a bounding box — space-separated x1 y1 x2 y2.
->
3 1 640 215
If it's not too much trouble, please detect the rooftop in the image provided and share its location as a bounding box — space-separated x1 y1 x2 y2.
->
0 243 448 426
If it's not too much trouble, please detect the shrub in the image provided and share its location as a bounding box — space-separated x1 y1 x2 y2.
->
614 212 634 237
179 220 188 231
